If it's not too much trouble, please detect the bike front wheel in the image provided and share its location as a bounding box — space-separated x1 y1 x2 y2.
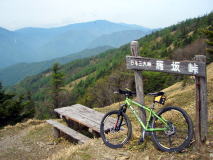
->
100 110 132 149
151 106 193 152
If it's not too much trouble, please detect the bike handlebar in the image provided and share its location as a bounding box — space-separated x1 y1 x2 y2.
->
114 89 136 97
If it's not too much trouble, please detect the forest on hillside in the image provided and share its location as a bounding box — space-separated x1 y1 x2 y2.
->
1 12 213 126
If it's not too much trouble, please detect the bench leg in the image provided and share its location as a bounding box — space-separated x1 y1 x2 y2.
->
53 127 60 138
89 129 100 138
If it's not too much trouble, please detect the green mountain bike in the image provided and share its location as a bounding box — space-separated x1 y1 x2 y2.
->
100 89 193 152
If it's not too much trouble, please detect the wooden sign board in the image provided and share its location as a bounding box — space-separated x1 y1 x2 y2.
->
126 56 206 77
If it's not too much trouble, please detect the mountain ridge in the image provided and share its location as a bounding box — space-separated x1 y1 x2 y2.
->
0 20 152 68
88 30 150 48
7 12 212 110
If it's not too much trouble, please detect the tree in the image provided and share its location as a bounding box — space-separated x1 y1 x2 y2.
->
24 91 35 118
51 63 65 109
203 26 213 63
0 82 34 127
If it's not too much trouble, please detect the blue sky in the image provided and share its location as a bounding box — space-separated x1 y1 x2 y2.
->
0 0 212 30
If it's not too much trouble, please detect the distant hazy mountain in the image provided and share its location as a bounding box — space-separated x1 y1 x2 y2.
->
88 30 150 48
0 20 152 68
0 46 112 86
0 27 35 67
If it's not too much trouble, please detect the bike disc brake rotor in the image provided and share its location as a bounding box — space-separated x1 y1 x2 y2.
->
164 122 176 136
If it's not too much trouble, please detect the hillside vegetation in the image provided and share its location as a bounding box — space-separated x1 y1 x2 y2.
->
0 46 112 86
7 12 213 119
1 62 213 160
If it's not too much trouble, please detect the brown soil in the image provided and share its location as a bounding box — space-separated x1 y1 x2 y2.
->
0 120 72 160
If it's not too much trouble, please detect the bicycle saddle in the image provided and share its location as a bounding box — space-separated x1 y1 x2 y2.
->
147 92 164 96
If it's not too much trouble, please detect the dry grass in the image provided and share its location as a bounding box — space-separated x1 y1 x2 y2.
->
171 31 177 35
62 72 95 91
0 119 44 138
155 37 162 42
48 63 213 160
1 63 213 160
0 119 73 160
167 43 175 51
62 75 89 91
188 31 194 36
47 135 201 160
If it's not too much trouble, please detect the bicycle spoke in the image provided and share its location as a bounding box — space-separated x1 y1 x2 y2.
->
157 136 167 139
168 135 172 147
151 106 193 152
175 134 188 139
100 110 132 148
176 128 188 133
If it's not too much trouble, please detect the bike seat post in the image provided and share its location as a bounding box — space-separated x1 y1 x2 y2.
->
151 103 155 109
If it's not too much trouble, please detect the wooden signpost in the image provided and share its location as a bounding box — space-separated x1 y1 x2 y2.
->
130 41 146 126
128 41 208 152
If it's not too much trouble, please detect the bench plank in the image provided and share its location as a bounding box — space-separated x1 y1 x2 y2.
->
46 120 90 144
54 104 117 133
54 104 104 132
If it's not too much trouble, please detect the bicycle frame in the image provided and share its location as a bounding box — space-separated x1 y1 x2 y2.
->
125 97 169 132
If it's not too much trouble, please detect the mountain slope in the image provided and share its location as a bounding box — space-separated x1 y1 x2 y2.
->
8 12 213 111
36 30 98 60
48 62 213 160
1 63 213 160
0 20 152 68
0 28 35 67
0 46 112 86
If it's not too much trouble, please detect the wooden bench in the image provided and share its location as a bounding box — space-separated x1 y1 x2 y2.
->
46 120 90 144
54 104 107 137
47 104 117 143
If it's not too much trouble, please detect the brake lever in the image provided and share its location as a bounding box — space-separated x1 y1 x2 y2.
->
113 91 119 94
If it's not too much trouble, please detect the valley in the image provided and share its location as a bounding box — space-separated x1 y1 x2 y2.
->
0 11 212 160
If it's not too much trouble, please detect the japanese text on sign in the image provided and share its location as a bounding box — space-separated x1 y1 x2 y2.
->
126 56 206 77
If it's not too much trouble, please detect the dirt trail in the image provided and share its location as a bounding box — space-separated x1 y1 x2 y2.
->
0 120 72 160
0 127 29 153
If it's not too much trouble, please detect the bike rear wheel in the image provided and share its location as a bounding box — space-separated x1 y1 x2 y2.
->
100 110 132 148
151 106 193 152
